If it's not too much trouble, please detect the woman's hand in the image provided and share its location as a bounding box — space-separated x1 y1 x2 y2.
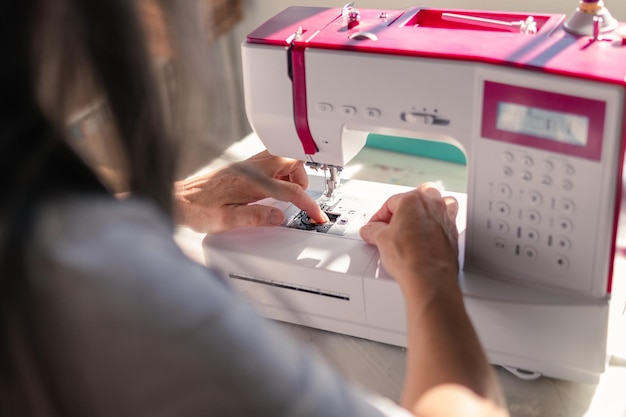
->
359 183 460 294
360 184 506 412
174 150 328 233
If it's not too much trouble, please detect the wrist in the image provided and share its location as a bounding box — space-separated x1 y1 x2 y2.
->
397 262 461 302
172 180 189 225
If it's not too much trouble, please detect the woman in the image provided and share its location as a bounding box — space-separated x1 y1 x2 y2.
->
0 0 507 415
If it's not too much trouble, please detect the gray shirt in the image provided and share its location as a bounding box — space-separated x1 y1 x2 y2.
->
18 196 411 416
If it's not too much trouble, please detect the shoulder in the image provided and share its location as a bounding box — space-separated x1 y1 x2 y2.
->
30 196 173 283
31 195 181 272
23 196 412 416
33 195 171 250
26 195 232 319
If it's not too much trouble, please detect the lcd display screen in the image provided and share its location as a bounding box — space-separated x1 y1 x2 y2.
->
496 102 589 147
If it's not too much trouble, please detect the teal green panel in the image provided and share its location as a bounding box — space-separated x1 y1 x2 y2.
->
365 134 466 165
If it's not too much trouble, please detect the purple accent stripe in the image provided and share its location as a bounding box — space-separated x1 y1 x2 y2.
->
291 47 318 155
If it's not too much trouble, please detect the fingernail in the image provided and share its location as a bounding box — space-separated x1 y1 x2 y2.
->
321 211 330 223
360 225 369 241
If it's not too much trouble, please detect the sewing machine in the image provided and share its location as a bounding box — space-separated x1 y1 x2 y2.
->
203 2 626 383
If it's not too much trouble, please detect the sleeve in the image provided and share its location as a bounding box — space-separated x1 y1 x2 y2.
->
28 199 413 417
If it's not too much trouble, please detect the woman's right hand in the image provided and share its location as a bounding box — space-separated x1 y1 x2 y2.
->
360 183 508 415
359 183 460 295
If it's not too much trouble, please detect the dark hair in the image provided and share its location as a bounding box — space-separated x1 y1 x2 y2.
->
0 0 204 413
1 0 181 260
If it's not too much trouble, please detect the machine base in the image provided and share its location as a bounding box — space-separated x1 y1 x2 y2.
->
203 177 609 383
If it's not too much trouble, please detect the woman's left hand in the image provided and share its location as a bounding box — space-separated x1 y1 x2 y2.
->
174 150 328 233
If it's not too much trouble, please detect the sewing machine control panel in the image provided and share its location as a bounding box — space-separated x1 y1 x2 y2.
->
467 72 623 297
471 142 601 292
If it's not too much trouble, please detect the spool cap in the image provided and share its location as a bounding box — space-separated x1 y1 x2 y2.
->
564 1 618 35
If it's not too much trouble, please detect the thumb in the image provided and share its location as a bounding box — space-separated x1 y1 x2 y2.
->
223 204 285 231
443 196 459 221
360 221 386 245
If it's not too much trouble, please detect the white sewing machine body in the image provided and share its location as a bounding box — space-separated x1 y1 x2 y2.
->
203 5 626 383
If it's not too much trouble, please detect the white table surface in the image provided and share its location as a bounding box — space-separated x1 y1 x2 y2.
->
175 133 626 417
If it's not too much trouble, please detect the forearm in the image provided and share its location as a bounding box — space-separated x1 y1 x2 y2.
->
399 276 505 411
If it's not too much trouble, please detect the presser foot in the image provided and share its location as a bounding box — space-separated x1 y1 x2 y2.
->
305 162 343 199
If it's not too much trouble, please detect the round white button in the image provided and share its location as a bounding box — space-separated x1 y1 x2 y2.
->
543 160 554 172
527 191 543 206
525 228 540 242
341 106 357 116
502 152 514 163
527 210 541 224
556 236 572 251
496 183 512 198
557 217 574 233
559 198 575 213
523 246 538 259
365 108 381 118
495 202 510 216
494 220 509 234
562 180 574 191
555 255 570 269
318 102 333 112
540 175 553 186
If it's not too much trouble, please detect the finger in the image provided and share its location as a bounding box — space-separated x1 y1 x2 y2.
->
296 193 329 224
417 182 443 198
248 150 272 160
265 179 329 224
369 188 433 224
443 196 459 221
359 221 386 245
253 154 310 190
413 185 452 224
367 193 401 224
286 161 310 189
218 204 285 232
228 161 327 224
272 158 309 189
